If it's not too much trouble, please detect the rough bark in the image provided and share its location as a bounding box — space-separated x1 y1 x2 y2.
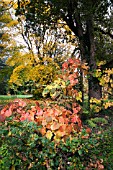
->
86 19 102 100
74 13 102 100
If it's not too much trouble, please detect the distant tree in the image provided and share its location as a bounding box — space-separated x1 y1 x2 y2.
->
3 1 79 96
0 0 24 94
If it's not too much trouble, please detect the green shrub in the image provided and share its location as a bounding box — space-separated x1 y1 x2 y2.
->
0 118 84 169
87 117 108 128
1 118 111 169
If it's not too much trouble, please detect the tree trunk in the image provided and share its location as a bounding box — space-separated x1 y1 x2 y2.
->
65 7 102 101
86 19 102 100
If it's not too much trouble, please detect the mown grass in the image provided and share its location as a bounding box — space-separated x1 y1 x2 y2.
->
0 95 33 99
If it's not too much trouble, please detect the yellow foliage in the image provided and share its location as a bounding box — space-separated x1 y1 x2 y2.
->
103 102 113 109
6 53 35 66
95 106 101 113
6 20 18 27
13 2 18 9
90 96 113 113
90 98 101 105
94 69 102 78
43 6 51 14
2 0 11 3
0 14 12 23
10 165 15 170
63 24 72 34
99 68 113 99
76 91 82 102
8 56 59 95
9 64 33 85
81 63 89 71
111 80 113 88
90 104 101 113
90 98 102 113
104 68 113 76
46 130 53 140
97 60 106 67
1 33 9 41
54 78 66 87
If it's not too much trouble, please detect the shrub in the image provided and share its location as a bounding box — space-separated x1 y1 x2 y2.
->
0 58 85 141
0 118 104 170
1 117 110 169
0 99 82 142
8 60 59 97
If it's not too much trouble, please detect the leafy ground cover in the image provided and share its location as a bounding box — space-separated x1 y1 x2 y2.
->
0 98 113 169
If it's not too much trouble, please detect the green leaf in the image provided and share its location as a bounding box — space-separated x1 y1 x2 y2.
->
42 88 50 97
78 150 82 156
66 80 70 86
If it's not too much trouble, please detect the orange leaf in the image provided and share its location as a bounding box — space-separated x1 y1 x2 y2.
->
46 123 51 129
59 124 66 132
0 114 6 122
86 128 92 134
66 124 73 134
42 119 47 126
73 108 78 114
81 135 89 139
64 118 69 124
68 58 75 64
58 116 65 123
40 127 46 136
20 112 30 121
5 107 12 117
62 62 68 69
46 116 52 123
71 115 78 123
36 109 43 116
51 122 60 131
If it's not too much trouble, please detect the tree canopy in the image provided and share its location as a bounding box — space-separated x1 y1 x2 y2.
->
15 0 113 100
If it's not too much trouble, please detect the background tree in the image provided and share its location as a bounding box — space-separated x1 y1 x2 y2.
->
16 12 78 67
0 0 29 94
0 0 15 94
3 1 79 96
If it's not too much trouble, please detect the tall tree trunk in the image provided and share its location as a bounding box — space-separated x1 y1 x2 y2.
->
65 6 102 102
86 19 102 100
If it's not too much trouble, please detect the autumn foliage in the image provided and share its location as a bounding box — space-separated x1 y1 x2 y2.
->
1 58 110 170
0 58 87 141
0 98 82 141
42 58 88 101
